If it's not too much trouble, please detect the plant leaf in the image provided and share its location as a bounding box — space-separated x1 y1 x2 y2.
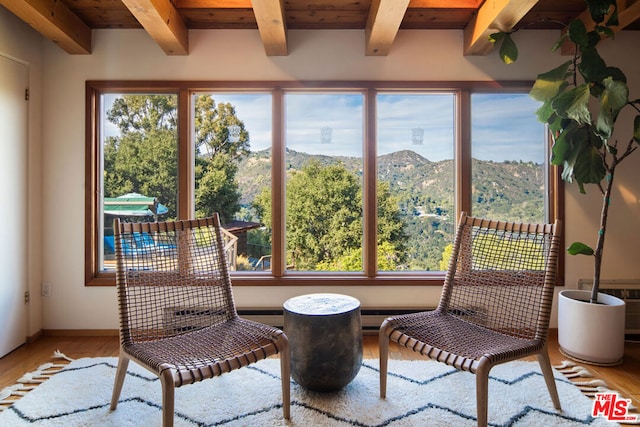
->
535 99 555 123
488 32 504 44
530 61 572 102
547 114 565 136
498 33 518 64
578 181 586 194
573 143 606 186
587 29 602 48
567 241 595 256
567 20 589 48
551 121 579 166
596 77 629 138
586 0 617 24
578 47 607 82
634 115 640 143
599 66 627 84
596 25 615 40
605 4 619 26
552 33 568 52
553 125 605 190
561 138 582 183
552 84 592 124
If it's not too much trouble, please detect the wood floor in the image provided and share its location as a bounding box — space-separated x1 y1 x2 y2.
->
1 331 639 413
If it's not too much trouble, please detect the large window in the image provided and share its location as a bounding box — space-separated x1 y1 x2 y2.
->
86 81 561 286
285 93 365 272
192 92 273 270
377 93 455 271
99 93 179 273
471 93 548 223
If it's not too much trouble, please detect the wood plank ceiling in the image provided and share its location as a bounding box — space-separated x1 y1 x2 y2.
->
1 0 639 57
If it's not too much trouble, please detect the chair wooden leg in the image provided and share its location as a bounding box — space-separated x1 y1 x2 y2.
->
475 364 490 427
279 337 291 419
379 322 390 398
537 349 562 410
110 354 130 410
160 371 175 427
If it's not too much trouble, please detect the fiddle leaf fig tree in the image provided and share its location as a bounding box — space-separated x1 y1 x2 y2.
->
491 0 640 304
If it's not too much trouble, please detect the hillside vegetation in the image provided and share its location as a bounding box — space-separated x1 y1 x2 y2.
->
237 149 544 270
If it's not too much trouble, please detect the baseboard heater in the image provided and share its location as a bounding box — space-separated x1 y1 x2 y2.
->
578 279 640 334
237 308 424 332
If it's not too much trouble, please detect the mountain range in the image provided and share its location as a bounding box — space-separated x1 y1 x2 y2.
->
236 148 545 270
237 148 544 220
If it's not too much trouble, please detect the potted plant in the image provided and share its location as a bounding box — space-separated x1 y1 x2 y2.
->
491 0 639 365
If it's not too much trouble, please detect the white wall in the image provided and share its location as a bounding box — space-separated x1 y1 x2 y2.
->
0 7 44 338
33 26 640 330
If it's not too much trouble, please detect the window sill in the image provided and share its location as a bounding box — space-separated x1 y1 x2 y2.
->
86 271 447 287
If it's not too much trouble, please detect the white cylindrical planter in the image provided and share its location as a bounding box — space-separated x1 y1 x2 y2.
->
558 289 626 366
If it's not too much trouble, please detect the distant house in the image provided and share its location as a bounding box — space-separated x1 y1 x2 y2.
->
222 220 262 257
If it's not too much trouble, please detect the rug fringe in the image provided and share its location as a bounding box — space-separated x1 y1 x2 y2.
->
555 359 640 421
1 384 37 400
52 349 75 362
553 360 578 370
0 350 74 412
563 368 594 379
572 379 608 387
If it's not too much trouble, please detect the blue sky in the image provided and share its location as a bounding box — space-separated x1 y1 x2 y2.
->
104 91 546 164
213 92 545 163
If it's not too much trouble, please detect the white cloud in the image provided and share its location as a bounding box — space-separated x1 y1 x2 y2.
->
285 93 364 157
471 94 545 163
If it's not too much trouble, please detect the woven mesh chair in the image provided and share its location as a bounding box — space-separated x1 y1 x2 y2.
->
379 212 562 427
109 214 290 427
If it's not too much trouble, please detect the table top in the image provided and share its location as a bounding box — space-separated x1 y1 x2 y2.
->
283 293 360 316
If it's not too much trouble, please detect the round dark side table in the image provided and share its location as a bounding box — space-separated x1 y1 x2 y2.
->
283 293 363 392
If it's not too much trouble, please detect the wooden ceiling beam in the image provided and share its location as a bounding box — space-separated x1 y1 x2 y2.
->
251 0 288 56
175 0 481 10
174 0 252 8
409 0 482 7
0 0 91 54
463 0 540 56
120 0 189 55
365 0 410 56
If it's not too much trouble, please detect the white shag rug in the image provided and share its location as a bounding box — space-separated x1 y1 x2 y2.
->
0 356 625 426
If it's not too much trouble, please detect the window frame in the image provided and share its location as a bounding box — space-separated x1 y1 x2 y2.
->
85 80 563 287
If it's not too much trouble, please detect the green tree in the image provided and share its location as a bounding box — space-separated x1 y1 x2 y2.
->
194 95 250 160
286 161 361 269
316 241 401 271
104 116 179 216
439 244 453 271
253 161 406 270
105 94 248 221
108 95 177 135
377 181 406 263
195 153 240 222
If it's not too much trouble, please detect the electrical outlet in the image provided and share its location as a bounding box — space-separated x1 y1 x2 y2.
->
42 282 52 297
